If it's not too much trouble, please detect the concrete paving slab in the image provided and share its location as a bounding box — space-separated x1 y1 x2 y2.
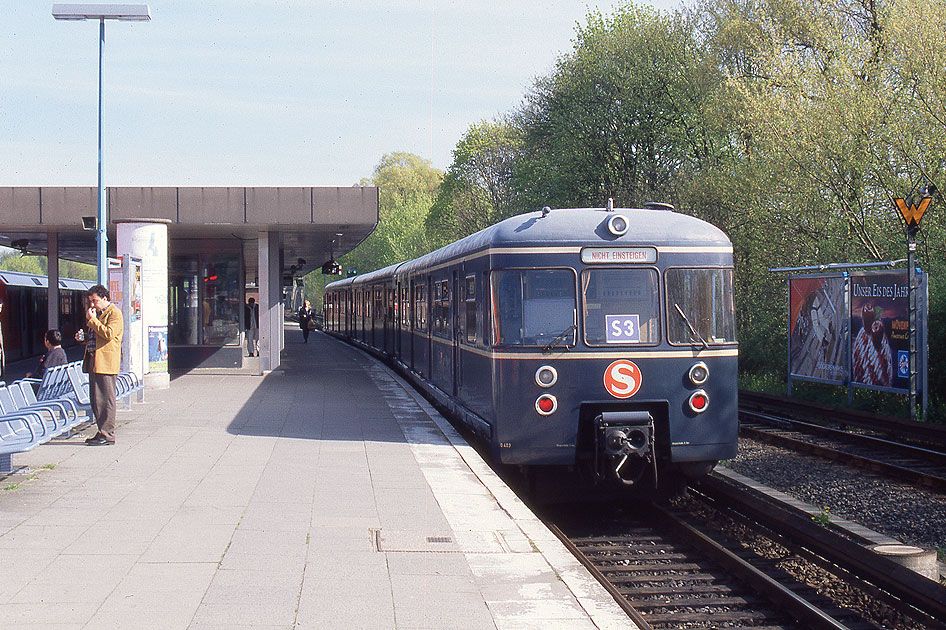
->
0 328 635 629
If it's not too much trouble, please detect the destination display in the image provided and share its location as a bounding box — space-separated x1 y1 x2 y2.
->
581 247 657 264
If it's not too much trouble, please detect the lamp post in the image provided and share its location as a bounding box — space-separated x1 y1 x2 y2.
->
52 4 151 285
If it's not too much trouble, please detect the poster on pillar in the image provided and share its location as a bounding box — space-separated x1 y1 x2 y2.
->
110 258 144 380
117 220 170 385
148 325 168 372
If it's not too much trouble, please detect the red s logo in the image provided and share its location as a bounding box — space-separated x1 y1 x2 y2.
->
603 360 642 399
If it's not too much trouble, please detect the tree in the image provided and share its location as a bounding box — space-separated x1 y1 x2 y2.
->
304 152 443 305
0 253 45 275
426 118 524 242
514 5 704 210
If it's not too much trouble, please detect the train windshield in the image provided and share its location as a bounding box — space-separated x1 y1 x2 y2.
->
581 269 660 345
491 269 576 347
666 268 736 346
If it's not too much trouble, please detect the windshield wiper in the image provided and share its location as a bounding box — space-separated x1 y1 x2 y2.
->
673 303 708 350
543 324 577 352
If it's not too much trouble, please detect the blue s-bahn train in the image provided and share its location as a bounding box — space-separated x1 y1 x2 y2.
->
0 270 93 364
323 203 738 494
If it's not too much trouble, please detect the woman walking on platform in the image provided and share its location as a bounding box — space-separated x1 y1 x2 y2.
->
298 300 314 343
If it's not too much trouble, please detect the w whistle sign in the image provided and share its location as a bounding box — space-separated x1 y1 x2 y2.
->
895 197 931 228
603 360 642 399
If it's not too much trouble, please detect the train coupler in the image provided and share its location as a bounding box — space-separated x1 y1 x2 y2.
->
594 411 657 487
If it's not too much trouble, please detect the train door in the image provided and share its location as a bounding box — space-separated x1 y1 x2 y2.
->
386 284 394 355
452 269 461 397
426 276 433 380
346 289 352 337
393 280 400 358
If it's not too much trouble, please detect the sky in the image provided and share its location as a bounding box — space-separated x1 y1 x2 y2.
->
2 1 681 188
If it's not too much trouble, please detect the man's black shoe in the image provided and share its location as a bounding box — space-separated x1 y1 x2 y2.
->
85 436 114 446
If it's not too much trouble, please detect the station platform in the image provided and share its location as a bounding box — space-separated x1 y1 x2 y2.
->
0 326 635 629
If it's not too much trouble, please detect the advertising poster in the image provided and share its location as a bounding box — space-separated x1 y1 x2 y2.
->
148 325 169 372
788 275 846 383
850 271 909 391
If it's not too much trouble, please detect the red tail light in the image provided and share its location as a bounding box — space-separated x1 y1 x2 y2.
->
688 390 708 413
536 394 557 415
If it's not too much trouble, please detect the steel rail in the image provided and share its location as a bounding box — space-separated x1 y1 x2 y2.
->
739 390 946 448
544 521 653 630
550 508 857 630
740 410 946 492
650 504 854 630
742 410 946 462
699 473 946 627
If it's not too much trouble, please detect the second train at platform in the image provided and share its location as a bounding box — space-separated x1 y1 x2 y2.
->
323 204 738 494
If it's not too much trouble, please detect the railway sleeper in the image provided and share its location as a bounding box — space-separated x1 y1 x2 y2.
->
606 571 723 584
577 541 681 552
643 609 787 625
599 562 705 572
624 583 738 596
629 595 769 609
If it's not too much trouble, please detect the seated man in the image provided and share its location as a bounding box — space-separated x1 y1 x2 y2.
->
25 329 68 379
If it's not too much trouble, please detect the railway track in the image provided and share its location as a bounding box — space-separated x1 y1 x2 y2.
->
545 473 946 630
739 390 946 449
739 392 946 493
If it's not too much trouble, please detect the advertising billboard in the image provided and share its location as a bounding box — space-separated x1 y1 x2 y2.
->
850 271 911 391
788 275 846 383
786 269 926 398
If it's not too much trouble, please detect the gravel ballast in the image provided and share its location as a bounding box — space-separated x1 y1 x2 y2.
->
727 437 946 557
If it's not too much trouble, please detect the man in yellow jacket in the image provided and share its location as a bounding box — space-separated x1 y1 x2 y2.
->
81 284 124 446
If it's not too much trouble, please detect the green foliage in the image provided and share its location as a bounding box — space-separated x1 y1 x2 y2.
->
305 152 443 306
343 152 442 274
0 251 96 281
427 119 524 242
0 253 45 275
59 259 96 281
812 506 832 527
336 0 946 422
515 5 705 210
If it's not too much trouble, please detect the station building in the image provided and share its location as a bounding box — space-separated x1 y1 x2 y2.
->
0 186 378 377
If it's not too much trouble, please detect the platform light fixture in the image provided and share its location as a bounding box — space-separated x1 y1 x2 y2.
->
53 3 151 285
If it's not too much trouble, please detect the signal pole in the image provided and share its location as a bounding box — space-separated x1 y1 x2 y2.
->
894 189 932 421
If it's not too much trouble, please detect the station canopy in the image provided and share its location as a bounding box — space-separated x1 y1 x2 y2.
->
0 186 378 277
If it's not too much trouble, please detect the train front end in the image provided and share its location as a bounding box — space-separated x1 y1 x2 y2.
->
489 206 738 493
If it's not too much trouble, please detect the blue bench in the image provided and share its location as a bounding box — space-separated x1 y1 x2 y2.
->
0 361 144 474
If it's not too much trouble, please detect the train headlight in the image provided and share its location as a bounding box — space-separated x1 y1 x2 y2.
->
607 214 629 237
535 394 558 415
688 390 709 413
535 365 558 388
688 361 709 386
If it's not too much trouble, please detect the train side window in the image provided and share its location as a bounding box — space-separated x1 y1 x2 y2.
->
666 268 736 345
399 285 409 327
432 279 451 339
414 282 428 332
464 274 477 344
490 269 576 347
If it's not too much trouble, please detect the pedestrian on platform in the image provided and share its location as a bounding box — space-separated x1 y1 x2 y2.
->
78 285 124 446
26 329 67 379
244 297 259 357
298 299 314 343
